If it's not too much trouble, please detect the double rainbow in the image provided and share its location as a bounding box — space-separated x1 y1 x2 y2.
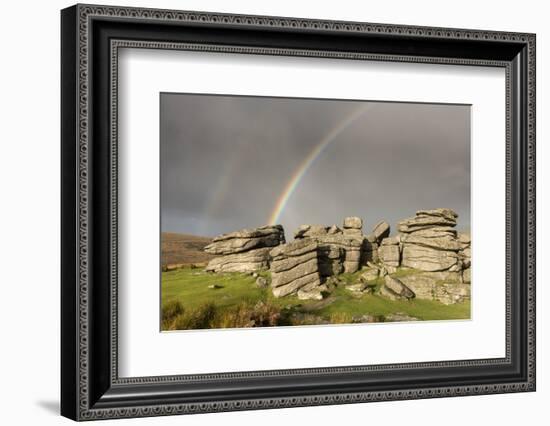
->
267 104 370 226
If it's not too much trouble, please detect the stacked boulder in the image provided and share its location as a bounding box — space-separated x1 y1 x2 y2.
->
370 221 391 241
204 225 285 273
269 239 324 300
363 221 390 265
380 275 415 301
342 216 363 237
397 270 469 305
202 210 471 305
392 208 471 305
378 235 401 274
293 217 365 275
458 232 471 283
398 208 462 272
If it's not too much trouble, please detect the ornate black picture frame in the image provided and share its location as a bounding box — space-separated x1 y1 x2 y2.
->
61 4 536 421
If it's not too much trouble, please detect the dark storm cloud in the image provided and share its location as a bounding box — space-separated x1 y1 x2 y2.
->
161 94 470 238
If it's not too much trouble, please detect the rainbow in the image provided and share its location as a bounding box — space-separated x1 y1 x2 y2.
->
267 104 370 226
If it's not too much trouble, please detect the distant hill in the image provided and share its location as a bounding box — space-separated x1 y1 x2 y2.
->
161 232 214 267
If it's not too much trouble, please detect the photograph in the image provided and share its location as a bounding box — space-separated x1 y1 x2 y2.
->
57 3 536 420
160 93 472 331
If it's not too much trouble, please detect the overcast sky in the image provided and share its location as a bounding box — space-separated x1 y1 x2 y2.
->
160 93 470 238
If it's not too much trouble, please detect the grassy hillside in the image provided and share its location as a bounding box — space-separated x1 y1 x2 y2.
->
161 267 470 330
161 232 214 267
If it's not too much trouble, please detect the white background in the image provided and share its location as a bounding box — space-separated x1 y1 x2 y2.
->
0 0 547 425
119 49 506 377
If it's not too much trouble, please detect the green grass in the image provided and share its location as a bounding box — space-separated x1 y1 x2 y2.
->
162 268 301 311
161 267 470 330
316 286 469 321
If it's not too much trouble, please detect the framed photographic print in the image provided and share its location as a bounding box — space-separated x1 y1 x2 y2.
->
61 4 536 421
